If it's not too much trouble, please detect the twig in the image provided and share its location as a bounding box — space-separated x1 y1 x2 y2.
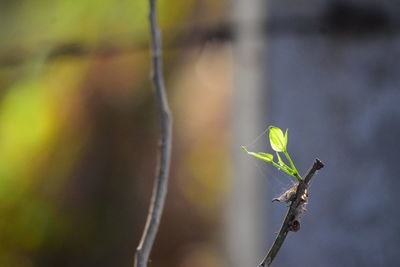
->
134 0 173 267
259 159 324 267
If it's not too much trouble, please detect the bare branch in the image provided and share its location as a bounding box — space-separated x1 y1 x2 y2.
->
134 0 173 267
259 159 324 267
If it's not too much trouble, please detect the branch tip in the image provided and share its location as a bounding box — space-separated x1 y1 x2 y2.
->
315 158 324 170
258 159 324 267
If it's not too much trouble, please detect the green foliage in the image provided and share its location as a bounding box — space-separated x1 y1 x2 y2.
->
269 126 287 152
241 147 273 163
242 126 302 181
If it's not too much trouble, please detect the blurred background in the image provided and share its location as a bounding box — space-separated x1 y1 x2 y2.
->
1 0 400 266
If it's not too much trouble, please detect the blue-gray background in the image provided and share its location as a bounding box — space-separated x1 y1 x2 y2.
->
266 1 400 266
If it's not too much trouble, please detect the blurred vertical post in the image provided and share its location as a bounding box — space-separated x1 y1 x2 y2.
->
227 0 268 266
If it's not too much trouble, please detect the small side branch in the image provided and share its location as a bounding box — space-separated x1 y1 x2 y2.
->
134 1 173 267
259 159 324 267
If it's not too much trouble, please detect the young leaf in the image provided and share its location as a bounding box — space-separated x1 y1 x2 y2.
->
258 152 274 161
242 146 274 163
242 126 302 182
248 152 273 163
269 126 287 152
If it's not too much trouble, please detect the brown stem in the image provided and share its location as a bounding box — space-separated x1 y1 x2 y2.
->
134 0 173 267
259 159 324 267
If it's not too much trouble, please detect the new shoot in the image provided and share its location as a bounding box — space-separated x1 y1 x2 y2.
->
241 126 302 182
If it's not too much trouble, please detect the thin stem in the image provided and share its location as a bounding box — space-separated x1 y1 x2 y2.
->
259 159 324 267
275 152 287 168
134 1 173 267
275 152 298 179
283 150 300 179
270 161 299 181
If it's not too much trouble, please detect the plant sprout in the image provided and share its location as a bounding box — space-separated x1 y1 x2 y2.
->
242 126 324 266
241 126 302 181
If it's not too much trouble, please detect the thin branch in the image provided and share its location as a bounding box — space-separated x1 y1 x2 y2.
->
259 159 324 267
134 0 173 267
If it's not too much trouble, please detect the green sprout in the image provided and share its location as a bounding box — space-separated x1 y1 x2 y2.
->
241 126 302 181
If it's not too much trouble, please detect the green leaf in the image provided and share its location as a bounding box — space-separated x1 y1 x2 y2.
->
242 146 273 162
242 146 274 163
248 152 273 163
269 126 287 152
258 153 274 161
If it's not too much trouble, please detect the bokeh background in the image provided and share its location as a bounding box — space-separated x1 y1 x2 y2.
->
1 0 400 267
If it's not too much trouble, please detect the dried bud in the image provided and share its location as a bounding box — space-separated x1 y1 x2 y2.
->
289 220 300 232
272 184 298 203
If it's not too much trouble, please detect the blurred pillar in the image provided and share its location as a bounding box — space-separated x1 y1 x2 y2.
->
226 0 268 266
